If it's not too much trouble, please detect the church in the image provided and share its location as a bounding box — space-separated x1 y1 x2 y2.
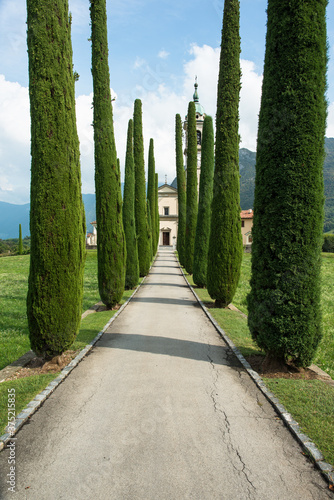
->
158 80 253 251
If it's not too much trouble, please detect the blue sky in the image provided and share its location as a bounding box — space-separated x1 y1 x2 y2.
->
0 0 333 204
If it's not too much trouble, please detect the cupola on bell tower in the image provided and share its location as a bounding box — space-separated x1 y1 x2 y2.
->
183 77 206 184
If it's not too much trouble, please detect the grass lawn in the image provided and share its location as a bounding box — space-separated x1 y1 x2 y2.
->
185 253 334 467
0 250 100 370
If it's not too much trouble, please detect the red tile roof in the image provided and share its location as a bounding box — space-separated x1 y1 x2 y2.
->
240 209 253 219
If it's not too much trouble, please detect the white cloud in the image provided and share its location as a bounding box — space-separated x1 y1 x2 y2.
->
5 42 333 205
0 75 30 145
134 57 146 69
158 50 170 60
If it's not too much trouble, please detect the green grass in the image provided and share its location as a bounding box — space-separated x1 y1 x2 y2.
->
264 378 334 466
0 374 59 436
184 254 334 467
315 253 334 378
189 253 334 379
1 250 101 370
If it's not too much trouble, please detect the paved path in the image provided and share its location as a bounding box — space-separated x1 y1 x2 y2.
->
0 248 332 499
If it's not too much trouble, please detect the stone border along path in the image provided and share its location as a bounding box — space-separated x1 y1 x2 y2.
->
178 261 334 488
1 251 333 489
0 301 106 383
0 269 151 452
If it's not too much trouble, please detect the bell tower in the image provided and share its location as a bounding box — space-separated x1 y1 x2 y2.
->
183 77 206 185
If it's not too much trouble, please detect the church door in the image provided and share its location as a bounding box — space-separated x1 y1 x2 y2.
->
163 232 170 246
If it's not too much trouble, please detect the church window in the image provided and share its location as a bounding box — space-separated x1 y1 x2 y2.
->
164 207 169 215
197 130 201 145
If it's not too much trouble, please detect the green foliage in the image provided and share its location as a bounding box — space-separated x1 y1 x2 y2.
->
0 237 30 256
193 116 214 288
18 224 23 255
247 0 328 367
323 234 334 252
147 199 153 262
90 0 125 308
147 138 157 255
175 114 187 267
155 173 160 248
123 119 139 289
185 101 198 274
133 99 151 276
26 0 86 358
207 0 242 307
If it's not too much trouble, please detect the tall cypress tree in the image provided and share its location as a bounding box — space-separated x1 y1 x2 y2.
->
147 200 153 262
207 0 242 307
147 138 156 255
123 119 139 289
155 173 160 250
175 114 187 267
26 0 85 358
133 99 151 276
193 116 214 288
185 101 198 275
90 0 125 308
247 0 328 367
18 224 23 255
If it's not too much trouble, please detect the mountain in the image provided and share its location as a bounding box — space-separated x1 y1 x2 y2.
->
1 144 334 239
238 138 334 233
324 137 334 232
0 191 123 240
0 202 30 240
0 195 97 240
239 148 256 210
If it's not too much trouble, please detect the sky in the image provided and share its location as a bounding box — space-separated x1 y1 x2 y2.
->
0 0 333 205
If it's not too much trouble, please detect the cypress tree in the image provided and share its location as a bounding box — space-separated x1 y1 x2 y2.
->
147 138 156 255
185 101 198 274
90 0 125 308
247 0 328 367
175 113 187 267
193 116 214 288
207 0 242 307
133 99 151 276
147 200 153 262
155 173 160 249
123 119 139 289
26 0 85 358
18 224 23 255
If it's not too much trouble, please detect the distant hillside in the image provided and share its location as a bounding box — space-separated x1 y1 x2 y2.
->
0 202 30 240
0 195 97 240
0 191 124 240
239 139 334 232
1 144 333 239
239 148 256 210
324 137 334 232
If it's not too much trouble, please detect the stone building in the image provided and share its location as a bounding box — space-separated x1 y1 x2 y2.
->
158 79 253 250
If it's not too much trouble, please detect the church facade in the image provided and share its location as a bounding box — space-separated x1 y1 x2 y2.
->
158 80 253 250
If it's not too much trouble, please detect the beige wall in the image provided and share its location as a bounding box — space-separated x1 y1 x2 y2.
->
158 186 178 247
241 218 253 246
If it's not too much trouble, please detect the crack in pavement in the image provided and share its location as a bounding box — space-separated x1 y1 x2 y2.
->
207 353 257 497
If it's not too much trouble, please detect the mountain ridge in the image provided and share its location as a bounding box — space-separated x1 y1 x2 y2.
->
1 140 334 239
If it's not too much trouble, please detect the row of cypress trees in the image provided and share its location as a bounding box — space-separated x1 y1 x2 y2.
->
177 0 327 369
26 0 158 358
